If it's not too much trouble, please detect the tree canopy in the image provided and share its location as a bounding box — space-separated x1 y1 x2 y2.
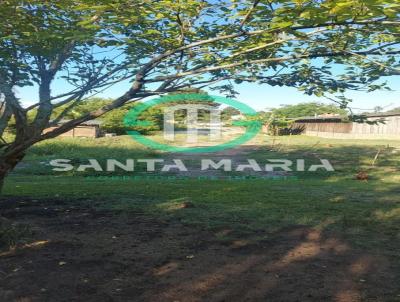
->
386 107 400 114
0 0 399 186
269 102 348 118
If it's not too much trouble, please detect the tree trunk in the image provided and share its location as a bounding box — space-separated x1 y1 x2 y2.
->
0 169 6 194
0 152 25 194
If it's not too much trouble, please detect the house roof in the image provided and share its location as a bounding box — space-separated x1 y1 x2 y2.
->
294 115 345 122
50 119 102 126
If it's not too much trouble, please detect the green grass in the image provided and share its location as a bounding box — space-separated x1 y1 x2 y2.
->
4 134 400 254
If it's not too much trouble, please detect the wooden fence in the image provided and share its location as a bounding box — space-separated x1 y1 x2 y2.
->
43 125 100 138
294 115 400 139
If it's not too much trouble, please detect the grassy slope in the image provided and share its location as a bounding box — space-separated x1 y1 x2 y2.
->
3 135 400 253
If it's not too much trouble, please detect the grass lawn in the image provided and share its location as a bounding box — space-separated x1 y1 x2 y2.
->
0 136 400 302
4 134 400 250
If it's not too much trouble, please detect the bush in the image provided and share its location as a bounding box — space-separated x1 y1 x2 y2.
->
267 116 305 136
274 125 305 136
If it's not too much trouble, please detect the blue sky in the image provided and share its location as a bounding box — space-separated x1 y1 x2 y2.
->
234 76 400 112
18 74 400 113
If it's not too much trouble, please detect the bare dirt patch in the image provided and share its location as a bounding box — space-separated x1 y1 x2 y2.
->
0 197 398 302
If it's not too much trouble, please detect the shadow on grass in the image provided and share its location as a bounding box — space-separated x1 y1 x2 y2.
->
0 196 399 301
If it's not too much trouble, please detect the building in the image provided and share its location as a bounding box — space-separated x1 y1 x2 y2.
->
294 113 400 139
43 120 102 138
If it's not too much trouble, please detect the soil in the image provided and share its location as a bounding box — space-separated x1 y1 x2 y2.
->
0 197 398 302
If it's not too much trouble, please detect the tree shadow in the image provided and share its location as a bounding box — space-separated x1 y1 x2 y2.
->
143 225 397 302
1 196 398 302
2 137 400 301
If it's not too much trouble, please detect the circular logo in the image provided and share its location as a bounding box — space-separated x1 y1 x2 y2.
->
123 94 262 153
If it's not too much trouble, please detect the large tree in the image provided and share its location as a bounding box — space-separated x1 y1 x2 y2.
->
0 0 399 191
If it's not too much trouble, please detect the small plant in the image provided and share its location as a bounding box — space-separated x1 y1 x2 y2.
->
0 218 33 251
266 115 305 136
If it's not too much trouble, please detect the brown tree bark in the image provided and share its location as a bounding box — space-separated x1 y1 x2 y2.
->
0 151 25 193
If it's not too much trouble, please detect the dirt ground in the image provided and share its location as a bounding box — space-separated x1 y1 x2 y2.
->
0 197 398 302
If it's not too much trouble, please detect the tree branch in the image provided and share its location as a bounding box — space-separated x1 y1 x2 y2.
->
146 49 400 83
136 19 400 79
239 0 261 28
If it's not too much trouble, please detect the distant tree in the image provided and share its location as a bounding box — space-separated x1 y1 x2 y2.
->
373 106 384 113
51 98 138 134
270 102 348 118
221 107 241 121
386 107 400 114
51 91 217 135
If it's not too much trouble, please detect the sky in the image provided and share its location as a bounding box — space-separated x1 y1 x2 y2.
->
233 76 400 112
17 74 400 113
